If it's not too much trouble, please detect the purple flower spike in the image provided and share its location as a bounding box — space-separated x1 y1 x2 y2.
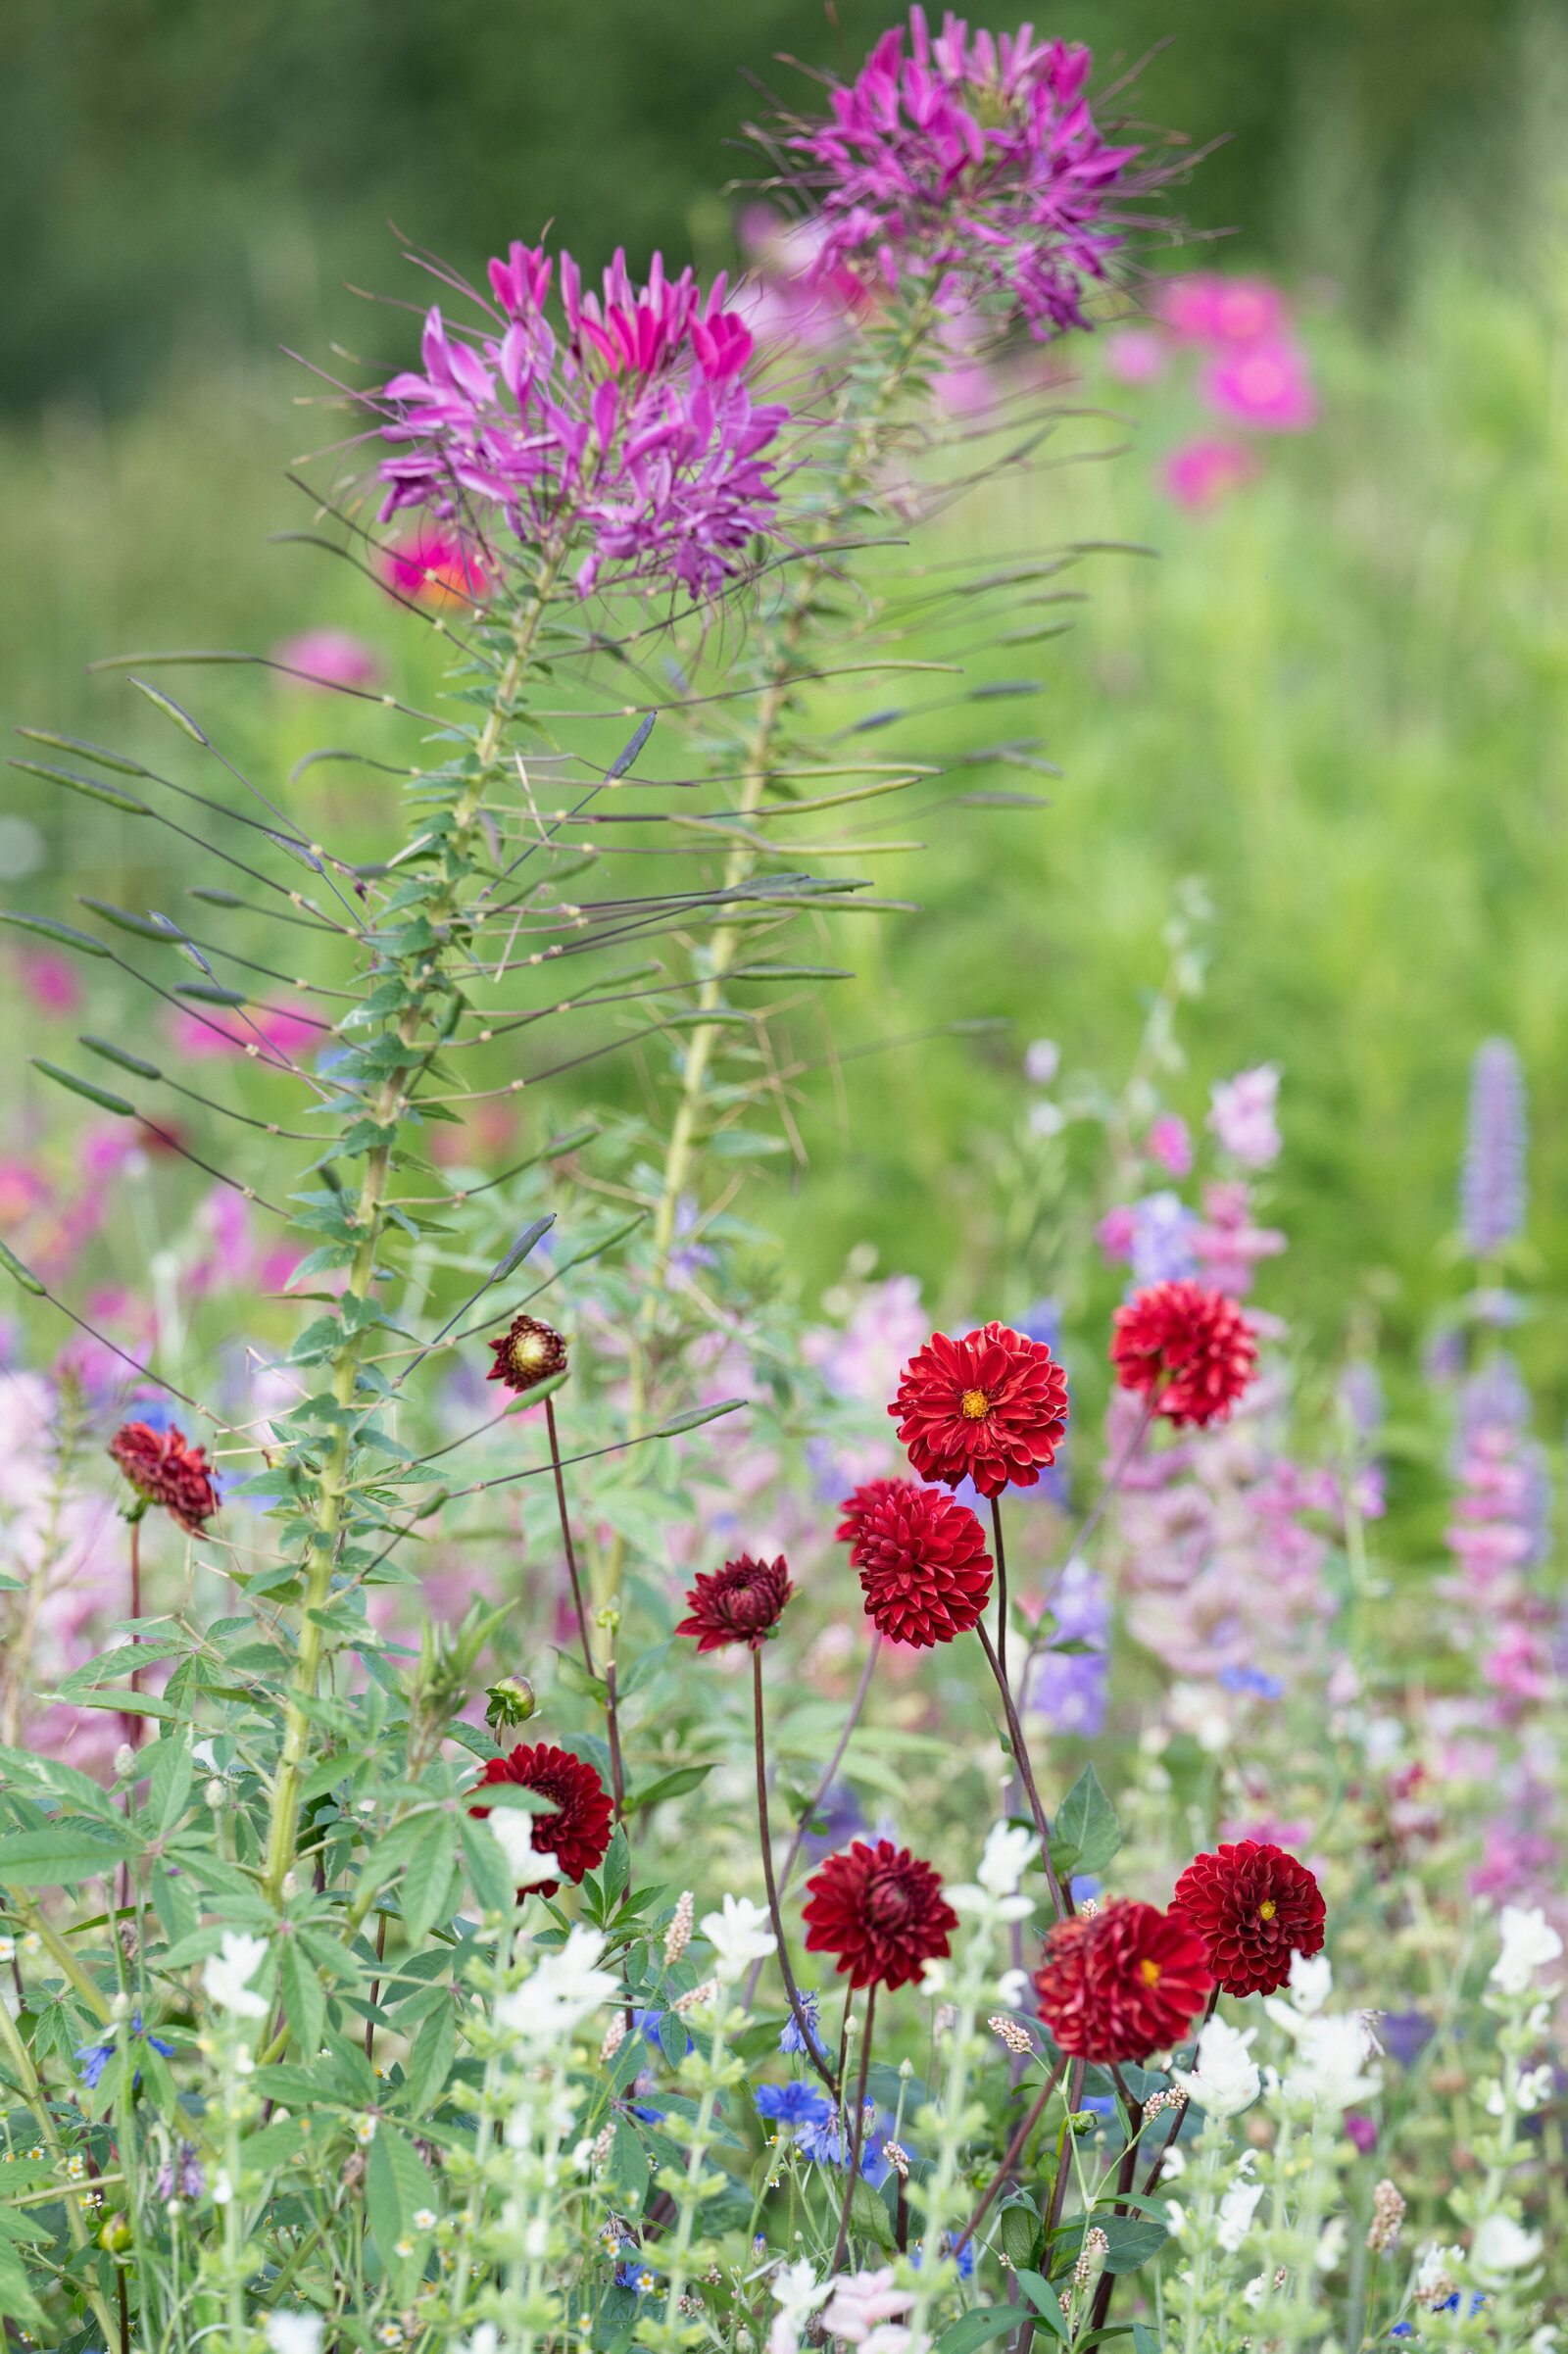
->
784 10 1153 339
1461 1038 1528 1257
376 245 789 604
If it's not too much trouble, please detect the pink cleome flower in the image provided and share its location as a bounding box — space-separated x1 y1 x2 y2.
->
16 949 83 1016
785 8 1150 339
1156 273 1286 346
272 629 384 691
377 245 788 602
382 527 492 607
1161 436 1258 513
1201 339 1317 432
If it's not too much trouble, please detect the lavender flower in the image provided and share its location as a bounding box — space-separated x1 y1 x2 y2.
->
785 10 1145 338
1461 1038 1529 1256
1207 1065 1282 1169
378 245 788 602
1128 1191 1200 1286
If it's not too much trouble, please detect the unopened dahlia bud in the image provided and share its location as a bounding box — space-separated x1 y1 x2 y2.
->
600 2013 627 2065
1366 2178 1405 2255
990 2015 1034 2055
663 1890 694 1967
485 1314 567 1396
485 1677 536 1732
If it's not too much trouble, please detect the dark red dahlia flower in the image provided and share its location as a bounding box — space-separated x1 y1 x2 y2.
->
889 1322 1069 1498
1109 1280 1256 1429
468 1741 613 1901
1170 1841 1325 1997
803 1838 957 1991
1032 1897 1211 2063
674 1553 794 1652
108 1422 220 1534
849 1484 992 1647
485 1313 568 1395
835 1477 920 1547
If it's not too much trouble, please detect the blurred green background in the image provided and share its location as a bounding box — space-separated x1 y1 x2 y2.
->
3 0 1568 1398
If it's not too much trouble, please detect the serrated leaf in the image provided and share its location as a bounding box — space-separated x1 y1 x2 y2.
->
280 1939 325 2060
403 1995 456 2115
607 2119 650 2214
400 1816 460 1944
0 1823 136 1884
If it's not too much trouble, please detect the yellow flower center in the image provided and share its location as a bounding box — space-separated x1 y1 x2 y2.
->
1139 1958 1162 1986
960 1388 991 1421
1258 1899 1277 1921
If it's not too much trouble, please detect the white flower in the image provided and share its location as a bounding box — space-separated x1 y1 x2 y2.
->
1315 2216 1348 2271
919 1958 950 1997
1530 2329 1560 2354
1159 2146 1186 2182
1281 2014 1381 2111
821 2268 915 2344
495 1925 617 2046
211 2170 234 2205
1489 2063 1555 2117
1242 2275 1267 2310
485 1810 559 1891
1472 2213 1544 2278
701 1893 775 1985
858 2329 916 2354
1215 2181 1263 2252
459 2329 499 2354
1491 1906 1563 1996
265 2316 324 2354
977 1821 1036 1899
1172 2018 1260 2120
995 1969 1030 2010
767 2257 828 2354
202 1932 270 2021
1415 2244 1463 2299
1288 1950 1333 2015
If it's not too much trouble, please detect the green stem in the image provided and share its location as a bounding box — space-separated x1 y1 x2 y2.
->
0 1995 121 2345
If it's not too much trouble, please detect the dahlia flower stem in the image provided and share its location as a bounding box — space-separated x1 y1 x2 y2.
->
989 1495 1010 1693
952 2057 1065 2256
973 1621 1070 1923
752 1647 839 2095
830 1983 876 2273
543 1397 597 1678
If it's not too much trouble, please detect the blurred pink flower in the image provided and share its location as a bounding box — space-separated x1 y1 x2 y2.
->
16 949 83 1015
1104 327 1167 383
382 528 491 607
272 628 383 692
0 1159 49 1226
1157 273 1288 346
1192 1179 1286 1300
169 1002 320 1066
1145 1112 1192 1177
1208 1065 1282 1168
79 1124 137 1181
1161 436 1258 513
1096 1203 1138 1263
1201 339 1316 432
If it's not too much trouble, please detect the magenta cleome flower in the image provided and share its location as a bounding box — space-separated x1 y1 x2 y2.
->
784 8 1150 339
1200 340 1317 432
376 245 789 602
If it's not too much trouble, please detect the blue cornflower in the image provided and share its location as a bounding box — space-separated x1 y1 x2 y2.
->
76 2011 174 2090
779 1989 826 2059
911 2238 974 2280
755 2082 831 2129
614 2256 660 2294
1387 2328 1414 2340
795 2105 886 2182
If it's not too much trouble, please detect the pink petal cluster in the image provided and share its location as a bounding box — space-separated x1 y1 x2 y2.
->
272 629 383 692
378 245 789 601
787 9 1143 339
1440 1374 1554 1717
1208 1063 1282 1167
1191 1178 1286 1300
1156 274 1287 346
383 528 492 606
1201 341 1317 432
1160 437 1257 513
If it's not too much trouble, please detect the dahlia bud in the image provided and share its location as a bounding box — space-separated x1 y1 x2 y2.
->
485 1677 537 1732
485 1313 567 1395
663 1890 695 1966
1366 2179 1405 2255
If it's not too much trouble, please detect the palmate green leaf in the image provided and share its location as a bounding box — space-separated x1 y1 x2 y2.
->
0 1822 137 1885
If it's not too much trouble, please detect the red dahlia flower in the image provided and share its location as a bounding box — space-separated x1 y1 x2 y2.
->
849 1484 992 1647
1109 1280 1256 1429
486 1313 568 1395
890 1322 1069 1498
835 1477 919 1547
1032 1897 1211 2063
675 1553 794 1651
803 1839 957 1991
1171 1841 1325 1997
469 1741 613 1901
108 1422 220 1534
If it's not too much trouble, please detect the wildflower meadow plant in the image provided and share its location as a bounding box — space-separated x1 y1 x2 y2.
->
0 16 1561 2354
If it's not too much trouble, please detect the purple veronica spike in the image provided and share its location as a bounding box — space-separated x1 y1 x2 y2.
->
1461 1038 1528 1256
377 245 789 604
784 9 1152 338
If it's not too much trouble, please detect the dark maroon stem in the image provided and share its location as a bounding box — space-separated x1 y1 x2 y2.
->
830 1982 876 2273
974 1620 1071 1923
952 2057 1065 2256
752 1648 838 2096
1089 2070 1144 2333
990 1493 1009 1692
544 1397 597 1676
1137 1986 1217 2200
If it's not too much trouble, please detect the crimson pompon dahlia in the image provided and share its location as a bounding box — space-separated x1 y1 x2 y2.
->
803 1839 956 1990
1171 1841 1325 1998
890 1322 1068 1497
1032 1898 1210 2063
784 9 1152 340
377 243 789 603
1109 1280 1256 1429
108 1422 220 1534
485 1313 568 1395
468 1742 612 1901
848 1483 992 1647
835 1476 920 1547
675 1554 794 1652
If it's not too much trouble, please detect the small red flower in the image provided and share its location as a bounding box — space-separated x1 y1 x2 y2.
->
1032 1898 1211 2063
1109 1281 1257 1429
835 1477 919 1547
674 1554 794 1652
108 1422 220 1534
468 1741 613 1901
485 1313 568 1395
849 1484 993 1648
890 1323 1069 1498
803 1839 957 1991
1170 1841 1325 1997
